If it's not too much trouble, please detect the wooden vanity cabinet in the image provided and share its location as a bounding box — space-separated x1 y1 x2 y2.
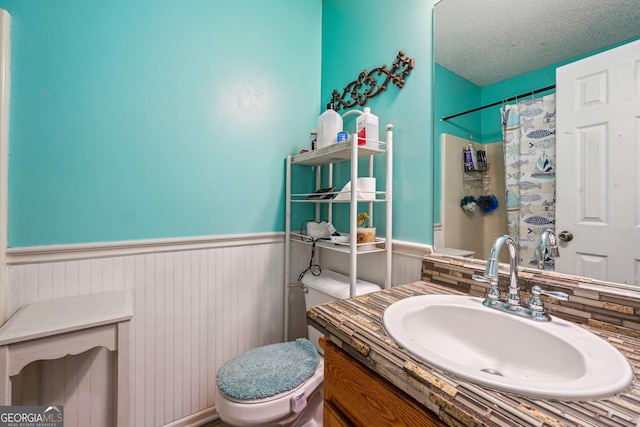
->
323 338 446 426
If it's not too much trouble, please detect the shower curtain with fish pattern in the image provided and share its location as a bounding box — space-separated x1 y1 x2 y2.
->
502 94 556 268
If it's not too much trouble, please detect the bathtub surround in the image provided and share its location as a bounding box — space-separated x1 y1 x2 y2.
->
437 134 507 259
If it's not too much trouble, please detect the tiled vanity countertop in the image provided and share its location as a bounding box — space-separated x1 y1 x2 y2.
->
307 281 640 427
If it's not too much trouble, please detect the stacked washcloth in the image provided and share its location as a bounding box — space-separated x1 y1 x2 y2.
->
216 338 320 401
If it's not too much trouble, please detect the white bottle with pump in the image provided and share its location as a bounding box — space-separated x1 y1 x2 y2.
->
356 107 379 148
317 103 343 149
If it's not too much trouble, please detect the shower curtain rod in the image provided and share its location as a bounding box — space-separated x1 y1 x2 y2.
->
441 84 556 121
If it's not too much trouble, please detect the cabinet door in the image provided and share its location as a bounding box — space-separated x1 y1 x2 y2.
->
325 400 354 427
323 340 446 427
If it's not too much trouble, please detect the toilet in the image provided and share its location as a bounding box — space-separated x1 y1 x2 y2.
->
215 270 381 426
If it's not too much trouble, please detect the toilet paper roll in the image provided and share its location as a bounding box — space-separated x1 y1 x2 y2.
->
334 178 376 201
357 177 376 200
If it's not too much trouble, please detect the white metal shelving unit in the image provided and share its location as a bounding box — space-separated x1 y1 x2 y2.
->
284 124 393 339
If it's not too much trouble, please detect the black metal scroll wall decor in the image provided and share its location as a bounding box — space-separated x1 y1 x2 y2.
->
330 50 415 111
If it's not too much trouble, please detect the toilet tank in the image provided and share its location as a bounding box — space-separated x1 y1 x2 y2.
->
301 270 381 352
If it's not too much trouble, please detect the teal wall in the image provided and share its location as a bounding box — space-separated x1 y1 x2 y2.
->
2 0 322 247
321 0 436 244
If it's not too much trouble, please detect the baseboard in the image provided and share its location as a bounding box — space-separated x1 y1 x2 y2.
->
161 407 219 427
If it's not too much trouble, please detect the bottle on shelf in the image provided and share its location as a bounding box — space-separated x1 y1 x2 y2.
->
317 103 343 149
356 107 379 148
310 129 317 151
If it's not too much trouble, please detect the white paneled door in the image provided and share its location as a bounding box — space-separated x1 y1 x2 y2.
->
556 39 640 286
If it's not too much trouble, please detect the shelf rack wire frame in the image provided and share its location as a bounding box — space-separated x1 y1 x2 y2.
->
284 154 292 341
385 124 393 291
348 127 393 298
283 126 393 341
348 127 358 298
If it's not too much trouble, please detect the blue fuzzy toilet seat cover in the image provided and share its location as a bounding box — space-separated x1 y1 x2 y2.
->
216 338 320 401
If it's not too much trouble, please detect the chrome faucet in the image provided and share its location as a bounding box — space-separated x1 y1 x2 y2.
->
473 234 522 311
535 229 560 270
473 234 569 321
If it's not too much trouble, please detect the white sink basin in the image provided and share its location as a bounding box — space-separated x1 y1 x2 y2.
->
383 294 633 400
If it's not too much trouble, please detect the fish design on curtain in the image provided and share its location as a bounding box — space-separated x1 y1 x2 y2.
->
502 94 556 268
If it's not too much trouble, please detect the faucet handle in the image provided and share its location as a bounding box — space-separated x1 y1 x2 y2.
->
472 274 491 283
530 285 569 301
473 274 501 305
537 288 569 301
528 285 569 321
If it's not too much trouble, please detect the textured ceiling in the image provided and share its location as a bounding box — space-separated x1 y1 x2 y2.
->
434 0 640 87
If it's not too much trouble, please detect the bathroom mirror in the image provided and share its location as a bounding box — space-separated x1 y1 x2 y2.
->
433 0 640 287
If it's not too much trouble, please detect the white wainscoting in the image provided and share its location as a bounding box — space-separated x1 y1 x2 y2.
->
6 233 285 427
433 224 443 249
4 234 429 426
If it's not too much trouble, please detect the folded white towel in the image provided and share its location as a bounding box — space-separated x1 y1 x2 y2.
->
301 269 380 299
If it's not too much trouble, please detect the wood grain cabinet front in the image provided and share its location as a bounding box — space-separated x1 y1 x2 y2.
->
323 338 446 427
